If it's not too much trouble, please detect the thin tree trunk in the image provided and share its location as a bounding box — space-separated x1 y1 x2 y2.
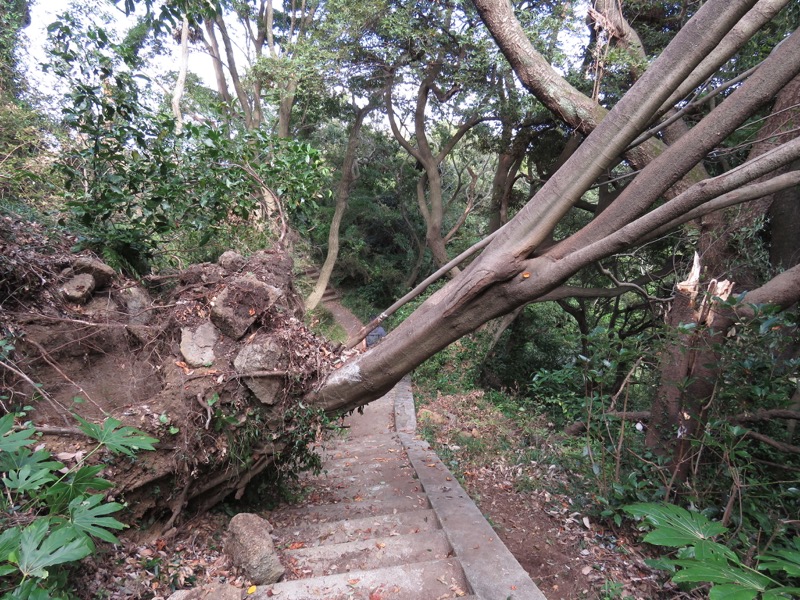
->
305 102 375 311
172 14 190 132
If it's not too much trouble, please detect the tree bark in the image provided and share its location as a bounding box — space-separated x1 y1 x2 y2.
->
311 1 800 415
171 14 190 132
305 102 375 311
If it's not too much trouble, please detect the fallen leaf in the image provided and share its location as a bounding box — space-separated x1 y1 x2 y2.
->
348 578 360 585
288 542 305 550
375 542 386 549
247 585 257 594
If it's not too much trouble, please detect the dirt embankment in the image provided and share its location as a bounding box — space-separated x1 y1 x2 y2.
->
1 217 348 530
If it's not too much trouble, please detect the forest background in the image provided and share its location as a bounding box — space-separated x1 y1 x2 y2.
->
1 0 800 598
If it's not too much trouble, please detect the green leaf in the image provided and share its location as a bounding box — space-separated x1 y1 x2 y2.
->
2 465 56 493
0 447 62 474
763 589 800 599
67 494 125 546
0 414 35 453
671 559 771 590
14 519 91 578
624 503 733 560
758 537 800 577
0 526 21 565
708 584 758 600
45 465 113 512
73 415 158 456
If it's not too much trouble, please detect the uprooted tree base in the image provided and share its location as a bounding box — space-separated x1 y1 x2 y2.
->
0 218 349 532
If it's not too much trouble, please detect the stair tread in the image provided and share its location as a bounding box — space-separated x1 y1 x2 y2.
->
269 495 431 525
252 558 470 600
282 529 452 577
273 508 440 547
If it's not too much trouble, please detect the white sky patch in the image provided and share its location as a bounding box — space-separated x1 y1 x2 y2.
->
22 0 221 107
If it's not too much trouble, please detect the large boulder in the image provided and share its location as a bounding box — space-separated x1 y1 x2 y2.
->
233 336 286 404
166 582 242 600
180 322 218 367
225 513 284 585
73 256 116 288
60 273 95 303
211 274 284 340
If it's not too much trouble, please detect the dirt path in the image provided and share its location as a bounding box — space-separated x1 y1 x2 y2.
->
322 299 363 338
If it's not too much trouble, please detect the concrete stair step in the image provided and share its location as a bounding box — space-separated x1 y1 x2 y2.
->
310 474 421 499
252 558 470 600
273 508 440 547
318 461 416 483
298 475 427 506
283 529 453 577
322 435 404 457
269 496 431 526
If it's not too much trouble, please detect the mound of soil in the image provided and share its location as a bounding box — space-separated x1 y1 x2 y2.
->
1 222 347 531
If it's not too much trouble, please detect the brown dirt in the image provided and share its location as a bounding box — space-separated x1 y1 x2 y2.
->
415 390 668 600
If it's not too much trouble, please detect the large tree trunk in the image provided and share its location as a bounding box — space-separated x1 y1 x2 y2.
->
171 14 190 132
647 72 800 482
310 1 800 415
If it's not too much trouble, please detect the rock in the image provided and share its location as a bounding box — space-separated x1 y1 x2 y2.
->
166 582 242 600
210 274 284 340
120 286 152 326
418 408 448 425
60 274 95 303
233 336 286 404
180 263 226 285
225 513 284 585
218 250 246 272
83 295 120 320
180 322 218 367
73 256 116 288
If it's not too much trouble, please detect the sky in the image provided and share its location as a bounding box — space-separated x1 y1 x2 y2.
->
22 0 218 104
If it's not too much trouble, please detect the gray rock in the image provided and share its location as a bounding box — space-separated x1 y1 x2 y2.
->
60 274 96 303
73 256 116 288
120 286 152 326
225 513 284 585
218 250 246 272
233 337 285 404
166 582 242 600
180 322 218 367
83 295 120 320
210 274 283 340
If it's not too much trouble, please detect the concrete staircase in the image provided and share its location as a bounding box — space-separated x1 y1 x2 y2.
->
253 378 546 600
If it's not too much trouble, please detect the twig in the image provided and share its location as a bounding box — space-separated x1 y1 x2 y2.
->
0 357 71 425
195 393 212 430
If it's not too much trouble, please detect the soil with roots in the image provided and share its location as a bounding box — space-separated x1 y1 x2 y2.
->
0 213 351 536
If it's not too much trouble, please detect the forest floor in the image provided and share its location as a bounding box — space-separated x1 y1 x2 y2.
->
412 389 672 600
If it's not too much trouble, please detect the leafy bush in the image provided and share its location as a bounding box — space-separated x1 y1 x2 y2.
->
0 411 157 599
625 502 800 599
47 15 330 274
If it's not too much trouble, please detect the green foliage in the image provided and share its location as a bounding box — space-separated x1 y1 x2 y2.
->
625 503 800 599
0 410 158 599
47 15 329 274
0 0 30 98
482 303 577 394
